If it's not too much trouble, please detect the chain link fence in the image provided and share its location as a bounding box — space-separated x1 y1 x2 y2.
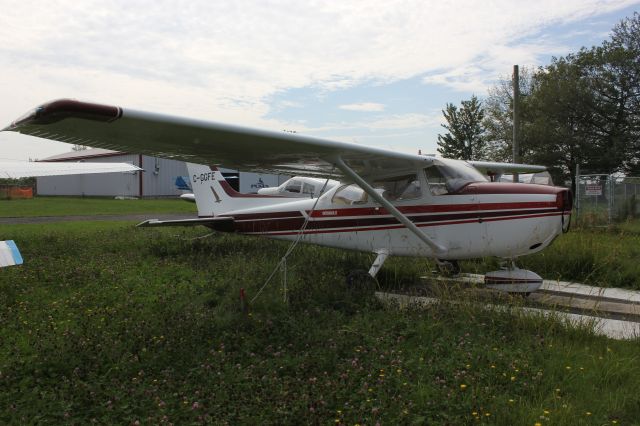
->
575 174 640 226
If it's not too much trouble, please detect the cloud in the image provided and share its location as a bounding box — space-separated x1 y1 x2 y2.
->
339 102 386 112
0 0 637 159
304 110 442 134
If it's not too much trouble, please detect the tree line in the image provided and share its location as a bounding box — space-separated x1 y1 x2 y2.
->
437 12 639 190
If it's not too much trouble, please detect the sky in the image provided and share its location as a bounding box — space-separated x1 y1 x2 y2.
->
0 0 639 161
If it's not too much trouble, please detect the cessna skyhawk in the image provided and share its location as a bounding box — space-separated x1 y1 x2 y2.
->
2 99 572 292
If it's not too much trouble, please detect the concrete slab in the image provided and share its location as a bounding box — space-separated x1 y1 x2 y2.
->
376 292 640 340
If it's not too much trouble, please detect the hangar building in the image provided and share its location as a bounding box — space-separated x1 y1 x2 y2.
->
36 149 288 197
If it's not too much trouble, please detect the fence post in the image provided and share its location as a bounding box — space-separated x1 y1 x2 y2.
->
575 164 580 225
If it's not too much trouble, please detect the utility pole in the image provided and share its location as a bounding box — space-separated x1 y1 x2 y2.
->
512 65 520 182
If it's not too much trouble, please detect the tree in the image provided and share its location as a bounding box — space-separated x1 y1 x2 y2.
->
526 54 596 191
437 95 486 160
482 13 640 189
482 67 536 163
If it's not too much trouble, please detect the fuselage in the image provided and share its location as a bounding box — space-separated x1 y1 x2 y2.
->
216 181 571 260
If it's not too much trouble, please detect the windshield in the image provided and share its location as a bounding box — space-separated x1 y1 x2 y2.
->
425 159 487 193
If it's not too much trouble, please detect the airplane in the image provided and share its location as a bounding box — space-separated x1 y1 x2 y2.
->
257 176 339 198
2 99 572 292
179 175 338 202
0 158 141 267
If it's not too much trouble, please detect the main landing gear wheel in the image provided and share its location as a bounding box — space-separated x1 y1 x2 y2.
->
436 259 461 276
346 269 378 296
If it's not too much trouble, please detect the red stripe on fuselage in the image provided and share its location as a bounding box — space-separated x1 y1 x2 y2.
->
229 204 565 234
240 212 564 236
308 200 556 217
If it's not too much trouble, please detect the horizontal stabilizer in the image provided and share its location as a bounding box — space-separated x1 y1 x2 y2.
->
0 240 23 268
136 217 234 232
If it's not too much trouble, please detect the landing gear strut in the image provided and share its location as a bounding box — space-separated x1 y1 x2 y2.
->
345 249 388 294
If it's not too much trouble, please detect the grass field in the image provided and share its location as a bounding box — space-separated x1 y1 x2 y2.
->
0 196 196 217
1 220 638 425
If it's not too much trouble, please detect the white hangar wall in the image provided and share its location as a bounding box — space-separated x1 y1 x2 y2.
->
36 150 187 197
37 153 141 197
36 150 289 197
141 156 188 197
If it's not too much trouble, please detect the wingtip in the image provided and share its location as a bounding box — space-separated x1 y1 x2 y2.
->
5 99 123 130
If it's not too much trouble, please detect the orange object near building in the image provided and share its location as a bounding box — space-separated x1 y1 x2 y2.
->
0 186 33 199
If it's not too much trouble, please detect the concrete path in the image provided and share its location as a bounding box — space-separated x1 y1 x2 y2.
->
376 292 640 340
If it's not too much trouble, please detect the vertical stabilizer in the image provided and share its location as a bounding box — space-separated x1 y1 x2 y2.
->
186 163 296 217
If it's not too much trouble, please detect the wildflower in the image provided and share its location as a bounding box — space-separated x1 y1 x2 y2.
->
535 423 542 426
586 412 592 416
460 384 467 390
543 410 550 415
510 376 516 381
565 366 571 370
472 411 478 416
508 399 514 403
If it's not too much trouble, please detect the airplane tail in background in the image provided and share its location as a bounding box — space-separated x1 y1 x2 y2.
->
185 163 295 217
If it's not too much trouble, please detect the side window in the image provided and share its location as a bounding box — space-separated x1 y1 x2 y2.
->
284 180 302 193
373 174 421 201
424 166 448 195
332 184 368 205
302 182 315 195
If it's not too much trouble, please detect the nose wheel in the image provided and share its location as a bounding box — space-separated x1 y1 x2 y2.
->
484 259 542 294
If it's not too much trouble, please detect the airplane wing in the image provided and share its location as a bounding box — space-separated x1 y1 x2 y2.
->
0 240 23 268
0 160 141 179
2 99 433 179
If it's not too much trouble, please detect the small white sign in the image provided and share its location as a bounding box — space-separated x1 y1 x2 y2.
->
585 184 602 196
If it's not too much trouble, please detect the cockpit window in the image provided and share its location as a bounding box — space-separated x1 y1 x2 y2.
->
424 161 487 195
424 166 449 195
373 173 421 200
332 184 368 205
284 180 302 193
302 182 315 195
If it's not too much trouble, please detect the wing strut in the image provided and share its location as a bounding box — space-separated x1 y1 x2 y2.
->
334 157 447 255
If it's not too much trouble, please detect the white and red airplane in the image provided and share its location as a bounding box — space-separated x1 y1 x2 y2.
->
2 99 572 292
